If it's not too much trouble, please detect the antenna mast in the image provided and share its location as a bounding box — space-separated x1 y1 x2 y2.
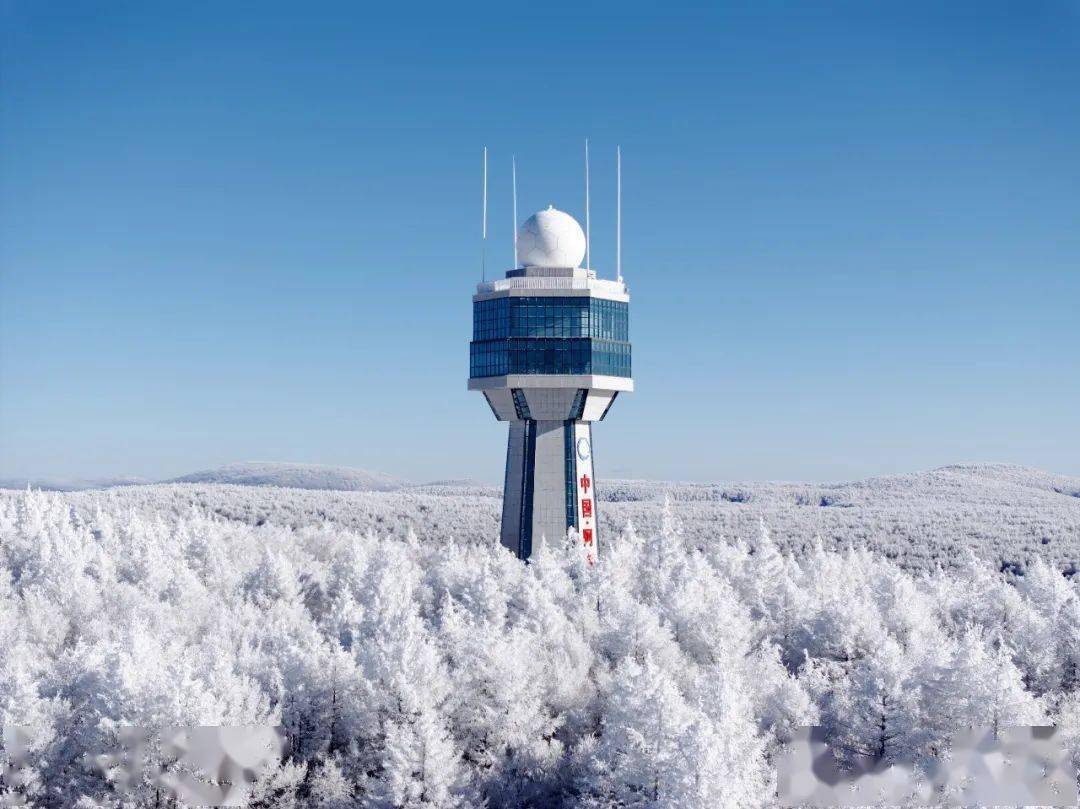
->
616 145 622 283
481 146 488 281
584 139 591 270
512 156 518 267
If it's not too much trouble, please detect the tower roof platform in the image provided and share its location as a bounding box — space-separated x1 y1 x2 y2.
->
474 267 629 303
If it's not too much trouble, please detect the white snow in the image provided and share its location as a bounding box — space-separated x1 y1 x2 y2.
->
57 462 1074 576
0 464 1077 807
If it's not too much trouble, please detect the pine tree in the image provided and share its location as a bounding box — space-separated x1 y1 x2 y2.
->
685 664 771 808
590 654 696 807
828 638 919 764
1014 557 1080 695
370 711 469 808
308 758 354 809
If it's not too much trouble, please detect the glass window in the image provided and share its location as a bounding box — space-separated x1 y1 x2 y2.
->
470 337 631 379
473 296 628 341
471 296 630 378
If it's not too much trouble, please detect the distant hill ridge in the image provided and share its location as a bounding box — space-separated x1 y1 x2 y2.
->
4 461 1076 577
0 476 149 492
168 462 409 492
2 462 1077 500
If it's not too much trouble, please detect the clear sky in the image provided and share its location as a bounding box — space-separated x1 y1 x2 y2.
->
1 0 1078 485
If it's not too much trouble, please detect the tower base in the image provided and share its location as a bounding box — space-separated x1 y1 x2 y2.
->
500 419 597 563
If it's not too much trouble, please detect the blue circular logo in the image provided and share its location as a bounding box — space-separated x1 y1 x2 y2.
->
576 437 591 461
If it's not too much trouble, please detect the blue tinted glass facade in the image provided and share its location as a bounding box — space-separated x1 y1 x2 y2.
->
470 338 631 378
473 297 628 341
564 421 577 530
471 296 631 379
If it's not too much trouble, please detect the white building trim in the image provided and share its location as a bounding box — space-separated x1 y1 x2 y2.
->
468 374 634 393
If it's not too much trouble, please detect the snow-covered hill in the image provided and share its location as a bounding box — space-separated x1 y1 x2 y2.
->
5 462 1076 574
600 463 1080 575
64 463 1076 577
167 461 409 492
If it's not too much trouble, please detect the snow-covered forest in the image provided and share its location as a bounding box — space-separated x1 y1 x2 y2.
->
1 465 1079 807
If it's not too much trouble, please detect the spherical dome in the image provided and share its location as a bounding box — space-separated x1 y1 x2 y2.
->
516 206 586 268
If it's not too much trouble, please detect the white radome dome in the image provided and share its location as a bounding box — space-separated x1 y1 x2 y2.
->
517 206 586 268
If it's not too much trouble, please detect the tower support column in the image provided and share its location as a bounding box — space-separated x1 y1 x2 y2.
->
500 419 598 563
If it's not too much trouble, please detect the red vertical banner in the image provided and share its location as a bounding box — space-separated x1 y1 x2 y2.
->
574 423 597 564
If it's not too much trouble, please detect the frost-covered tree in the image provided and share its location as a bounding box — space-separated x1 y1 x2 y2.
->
370 710 470 809
827 638 920 763
687 664 770 808
0 478 1077 808
1014 557 1080 696
588 654 696 807
919 626 1044 748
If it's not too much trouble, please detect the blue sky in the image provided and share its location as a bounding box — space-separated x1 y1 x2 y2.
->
1 0 1078 484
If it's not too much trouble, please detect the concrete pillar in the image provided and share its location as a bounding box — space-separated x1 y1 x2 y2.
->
499 419 598 563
